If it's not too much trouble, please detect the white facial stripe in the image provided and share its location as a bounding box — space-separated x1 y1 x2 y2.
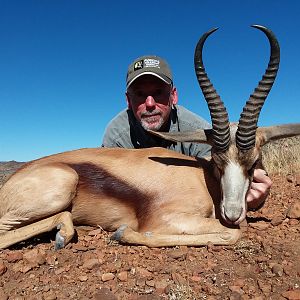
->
221 161 249 223
222 161 245 196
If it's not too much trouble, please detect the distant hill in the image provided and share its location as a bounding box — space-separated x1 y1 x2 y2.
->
0 161 25 186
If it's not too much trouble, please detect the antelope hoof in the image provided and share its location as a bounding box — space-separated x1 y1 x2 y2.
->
55 231 65 250
111 224 128 241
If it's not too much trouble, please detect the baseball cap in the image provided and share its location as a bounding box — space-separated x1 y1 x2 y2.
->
126 55 173 88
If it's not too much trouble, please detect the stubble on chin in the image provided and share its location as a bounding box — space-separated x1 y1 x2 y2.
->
140 117 164 131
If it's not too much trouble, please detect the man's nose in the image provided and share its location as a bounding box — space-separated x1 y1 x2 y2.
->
145 96 156 108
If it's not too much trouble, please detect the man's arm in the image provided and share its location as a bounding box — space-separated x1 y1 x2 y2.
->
102 110 133 148
102 128 125 148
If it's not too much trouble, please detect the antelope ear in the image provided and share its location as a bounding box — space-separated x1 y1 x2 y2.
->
148 129 214 145
257 123 300 146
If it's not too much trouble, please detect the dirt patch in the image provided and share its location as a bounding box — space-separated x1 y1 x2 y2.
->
0 163 299 299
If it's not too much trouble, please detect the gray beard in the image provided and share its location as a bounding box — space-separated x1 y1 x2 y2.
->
140 113 164 131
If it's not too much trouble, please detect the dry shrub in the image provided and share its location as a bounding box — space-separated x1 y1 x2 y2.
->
262 136 300 175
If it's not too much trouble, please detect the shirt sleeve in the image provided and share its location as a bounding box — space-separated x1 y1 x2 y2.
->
176 105 212 158
189 143 211 158
102 130 124 148
101 110 132 148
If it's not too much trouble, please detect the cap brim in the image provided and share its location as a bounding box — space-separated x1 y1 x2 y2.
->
127 72 172 89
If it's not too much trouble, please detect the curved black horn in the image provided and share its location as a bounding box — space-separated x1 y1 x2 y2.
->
194 28 231 152
236 25 280 150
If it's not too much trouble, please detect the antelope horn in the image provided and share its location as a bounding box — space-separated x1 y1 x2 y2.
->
194 28 231 152
236 25 280 150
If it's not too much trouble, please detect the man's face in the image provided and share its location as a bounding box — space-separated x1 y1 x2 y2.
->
126 75 178 131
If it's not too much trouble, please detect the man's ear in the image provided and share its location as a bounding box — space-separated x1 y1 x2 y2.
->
126 92 132 109
171 87 178 105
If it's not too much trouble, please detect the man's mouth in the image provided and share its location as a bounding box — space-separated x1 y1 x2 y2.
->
142 113 161 122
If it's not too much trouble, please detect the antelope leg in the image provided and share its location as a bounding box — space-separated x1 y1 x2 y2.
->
111 223 241 247
0 211 74 250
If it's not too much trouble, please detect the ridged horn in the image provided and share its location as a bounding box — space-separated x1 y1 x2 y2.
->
236 25 280 150
194 28 231 152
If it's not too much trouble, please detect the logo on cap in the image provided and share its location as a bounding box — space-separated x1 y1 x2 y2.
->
134 60 144 71
144 58 160 68
133 58 161 72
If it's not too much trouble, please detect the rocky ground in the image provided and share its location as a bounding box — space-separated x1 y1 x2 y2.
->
0 162 299 300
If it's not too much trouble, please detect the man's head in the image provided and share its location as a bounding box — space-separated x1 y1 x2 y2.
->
126 55 178 131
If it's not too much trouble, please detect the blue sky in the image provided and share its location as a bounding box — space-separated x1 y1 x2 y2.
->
1 0 299 161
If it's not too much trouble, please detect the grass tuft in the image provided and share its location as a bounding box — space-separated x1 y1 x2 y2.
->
262 136 300 175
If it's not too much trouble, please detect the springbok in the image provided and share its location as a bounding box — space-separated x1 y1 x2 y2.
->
0 25 299 250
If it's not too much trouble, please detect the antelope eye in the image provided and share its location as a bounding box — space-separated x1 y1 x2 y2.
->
211 158 224 176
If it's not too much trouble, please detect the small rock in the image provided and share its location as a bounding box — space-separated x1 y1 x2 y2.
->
88 244 97 250
255 256 269 263
71 244 88 252
271 264 284 276
283 265 294 276
83 235 92 242
229 285 243 293
11 261 25 273
94 288 117 300
0 262 7 276
23 249 45 266
54 267 67 275
271 215 285 226
146 279 155 287
167 249 187 260
155 279 169 294
171 272 187 286
287 201 300 219
234 278 245 287
289 219 300 226
45 255 57 266
78 275 88 282
257 279 271 294
136 267 153 278
249 221 270 230
286 174 294 183
281 289 300 300
136 278 146 287
130 267 136 275
246 285 257 294
43 285 50 292
82 258 100 270
42 290 57 300
101 272 115 282
5 252 23 263
190 275 201 282
229 291 243 300
207 241 222 252
117 271 128 282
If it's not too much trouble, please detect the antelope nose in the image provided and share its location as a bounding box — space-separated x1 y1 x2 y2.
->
224 205 243 223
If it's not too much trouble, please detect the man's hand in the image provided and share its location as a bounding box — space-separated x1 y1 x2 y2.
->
247 168 272 210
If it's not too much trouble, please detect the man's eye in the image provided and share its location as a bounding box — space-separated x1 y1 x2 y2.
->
135 91 144 98
154 89 163 96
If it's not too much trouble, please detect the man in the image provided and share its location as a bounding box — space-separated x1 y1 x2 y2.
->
102 55 271 209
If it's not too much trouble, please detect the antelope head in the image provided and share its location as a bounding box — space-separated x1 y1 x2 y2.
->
150 25 300 225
